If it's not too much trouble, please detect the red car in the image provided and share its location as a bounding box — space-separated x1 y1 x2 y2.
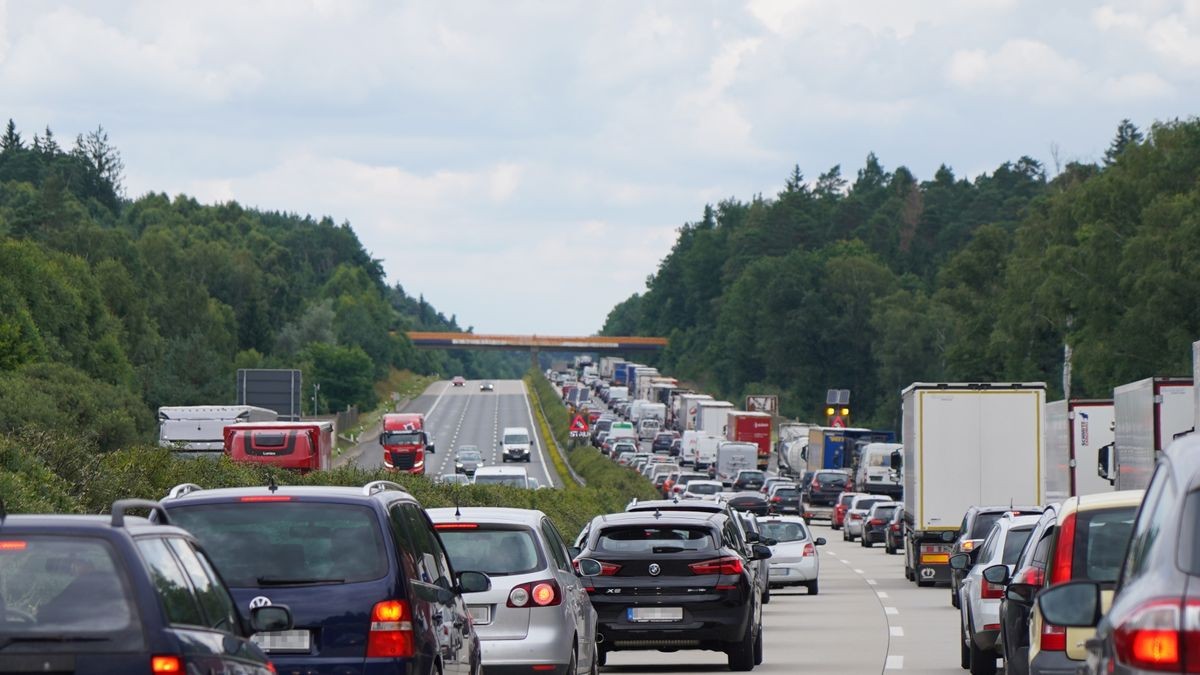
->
451 376 465 386
831 492 862 531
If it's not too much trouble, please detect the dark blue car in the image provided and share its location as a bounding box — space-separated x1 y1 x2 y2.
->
0 499 290 675
161 481 490 675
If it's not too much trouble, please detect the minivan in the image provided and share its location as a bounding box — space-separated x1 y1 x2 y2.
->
501 426 532 463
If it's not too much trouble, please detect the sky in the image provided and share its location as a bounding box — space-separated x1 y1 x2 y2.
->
2 1 1199 335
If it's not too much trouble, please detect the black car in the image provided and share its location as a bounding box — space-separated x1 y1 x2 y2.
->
732 470 767 492
804 470 850 506
950 504 1042 609
1037 437 1198 675
861 502 900 547
0 499 291 675
652 432 677 454
161 481 491 675
767 485 801 515
726 492 770 517
669 437 683 458
884 504 905 554
577 510 770 671
996 504 1059 675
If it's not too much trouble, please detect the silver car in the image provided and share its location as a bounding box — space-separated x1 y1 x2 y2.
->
758 515 824 595
842 495 893 541
429 507 599 674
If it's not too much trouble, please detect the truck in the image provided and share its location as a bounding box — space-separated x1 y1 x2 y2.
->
726 411 773 470
1100 377 1194 491
804 427 895 475
599 357 624 380
224 420 332 473
608 421 637 444
696 400 735 436
607 386 629 407
715 441 758 486
854 442 903 499
640 402 667 424
628 399 652 424
613 362 633 386
379 413 435 474
158 405 278 457
676 393 713 431
631 367 659 401
776 422 812 478
900 382 1046 587
1044 399 1115 500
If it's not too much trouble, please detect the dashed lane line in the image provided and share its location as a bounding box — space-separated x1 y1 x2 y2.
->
885 655 904 670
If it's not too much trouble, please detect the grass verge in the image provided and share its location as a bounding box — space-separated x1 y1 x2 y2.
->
523 372 580 488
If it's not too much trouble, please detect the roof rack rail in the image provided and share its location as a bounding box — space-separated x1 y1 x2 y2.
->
111 499 172 527
165 483 203 500
363 480 407 497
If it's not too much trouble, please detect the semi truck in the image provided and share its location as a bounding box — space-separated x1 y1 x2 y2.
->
696 400 735 435
158 405 278 457
224 420 332 473
1044 399 1115 500
599 357 624 380
613 362 633 386
379 413 434 474
1100 377 1194 491
776 423 813 478
726 411 773 470
676 393 713 431
900 382 1046 587
714 441 758 486
804 427 895 475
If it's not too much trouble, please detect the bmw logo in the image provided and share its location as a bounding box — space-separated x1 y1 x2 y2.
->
648 563 661 576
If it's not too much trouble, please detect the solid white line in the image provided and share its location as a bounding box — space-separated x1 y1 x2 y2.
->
876 591 889 598
884 606 899 615
885 655 904 670
890 626 904 637
520 380 556 488
424 381 452 420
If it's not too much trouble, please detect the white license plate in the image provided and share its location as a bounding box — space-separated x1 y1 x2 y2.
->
628 607 683 622
469 605 491 625
770 566 792 576
252 629 311 653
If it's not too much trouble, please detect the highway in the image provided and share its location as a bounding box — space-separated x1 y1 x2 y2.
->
351 379 561 488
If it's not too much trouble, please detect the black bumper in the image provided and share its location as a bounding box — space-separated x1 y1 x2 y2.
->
593 596 751 651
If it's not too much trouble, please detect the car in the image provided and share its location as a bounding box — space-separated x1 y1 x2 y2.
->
652 471 673 492
766 483 801 516
160 481 490 674
661 469 684 497
429 507 598 675
474 466 531 488
737 512 774 605
651 431 678 454
500 426 532 463
455 445 484 475
732 470 767 492
994 489 1144 675
884 504 905 554
950 505 1044 609
804 470 850 508
615 451 635 466
437 472 472 485
860 501 901 548
831 491 862 531
0 498 292 675
726 492 770 517
480 382 494 392
950 513 1040 675
842 495 892 542
576 510 770 670
527 476 545 490
593 429 609 449
760 476 793 496
669 472 712 498
683 479 725 500
669 437 683 458
1036 437 1199 675
611 442 638 461
452 376 466 386
758 514 824 595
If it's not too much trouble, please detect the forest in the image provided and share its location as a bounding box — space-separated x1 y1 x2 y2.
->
0 119 522 451
602 119 1200 428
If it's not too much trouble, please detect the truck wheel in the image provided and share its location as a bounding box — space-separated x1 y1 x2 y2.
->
917 574 934 588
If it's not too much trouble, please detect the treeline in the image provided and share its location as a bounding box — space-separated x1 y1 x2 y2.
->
602 119 1200 428
0 119 521 451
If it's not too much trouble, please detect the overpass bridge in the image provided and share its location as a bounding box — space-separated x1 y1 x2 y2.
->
406 332 667 367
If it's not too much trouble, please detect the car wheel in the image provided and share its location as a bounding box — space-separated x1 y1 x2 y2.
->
885 543 895 555
960 616 971 670
905 565 914 581
726 618 755 672
951 586 960 609
863 537 873 548
525 457 531 463
753 623 764 666
968 616 997 675
567 649 577 675
762 587 770 604
805 579 819 595
596 648 607 667
842 528 849 541
589 644 600 675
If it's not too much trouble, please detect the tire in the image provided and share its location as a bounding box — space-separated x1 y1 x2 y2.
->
597 648 607 667
952 585 960 609
805 579 819 595
960 617 971 670
842 528 850 542
917 578 934 588
567 650 577 675
762 587 770 604
863 537 873 548
727 619 755 672
589 645 600 675
905 564 914 581
885 543 896 555
753 624 764 666
502 456 509 463
967 615 997 675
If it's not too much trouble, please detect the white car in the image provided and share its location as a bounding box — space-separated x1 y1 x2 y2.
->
842 494 893 541
681 479 723 500
758 515 824 595
473 466 531 488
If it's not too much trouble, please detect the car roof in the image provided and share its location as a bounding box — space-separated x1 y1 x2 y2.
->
2 513 194 539
1062 488 1146 515
756 514 812 527
159 482 413 504
474 466 529 475
427 507 546 526
593 510 722 527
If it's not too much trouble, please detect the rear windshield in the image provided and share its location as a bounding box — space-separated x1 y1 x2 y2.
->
873 505 899 520
775 487 799 498
854 499 886 511
168 502 388 587
688 484 720 495
1003 527 1035 564
840 494 857 507
438 526 543 576
678 474 706 485
0 536 136 634
597 526 715 553
759 521 809 543
474 474 528 488
1073 506 1137 582
739 472 765 481
971 512 1003 539
817 473 847 486
503 434 530 445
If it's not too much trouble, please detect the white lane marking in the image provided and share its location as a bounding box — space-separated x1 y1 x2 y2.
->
876 591 889 598
884 606 899 615
854 568 865 574
519 380 556 488
890 626 904 637
866 579 878 585
885 655 904 670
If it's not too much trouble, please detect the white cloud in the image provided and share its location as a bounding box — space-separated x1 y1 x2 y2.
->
1100 72 1175 100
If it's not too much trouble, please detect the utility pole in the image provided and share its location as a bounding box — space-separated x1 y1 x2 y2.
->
312 382 321 416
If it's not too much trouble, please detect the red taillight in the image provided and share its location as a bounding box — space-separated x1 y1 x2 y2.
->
239 495 293 502
771 496 782 503
689 556 744 576
1040 622 1067 651
151 656 182 673
0 540 28 551
574 560 622 576
1011 566 1045 587
367 600 414 658
811 479 819 489
869 519 883 526
802 543 816 557
266 662 277 674
981 580 1005 600
889 523 899 532
1112 599 1191 671
1050 512 1076 585
850 513 863 520
434 523 479 530
507 579 562 608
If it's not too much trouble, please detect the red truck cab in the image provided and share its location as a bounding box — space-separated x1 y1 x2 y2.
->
224 421 332 473
379 413 433 474
726 411 773 470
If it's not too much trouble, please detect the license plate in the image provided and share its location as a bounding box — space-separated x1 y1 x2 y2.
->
252 629 311 653
468 605 491 625
770 566 792 576
628 607 683 622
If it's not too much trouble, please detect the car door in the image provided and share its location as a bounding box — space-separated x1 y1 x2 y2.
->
542 518 596 662
399 503 471 675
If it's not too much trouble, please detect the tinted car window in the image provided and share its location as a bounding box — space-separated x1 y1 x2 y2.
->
597 526 716 553
873 505 898 520
1003 527 1035 564
1073 506 1137 583
474 474 528 488
759 521 808 542
817 473 846 486
0 537 135 634
440 526 543 576
166 538 239 631
399 504 452 584
1125 470 1176 582
168 502 388 586
1183 490 1200 575
137 538 205 626
775 487 798 498
970 512 1003 539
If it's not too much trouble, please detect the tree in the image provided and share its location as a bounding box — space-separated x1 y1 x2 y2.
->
304 342 376 412
1104 119 1143 165
1 119 22 152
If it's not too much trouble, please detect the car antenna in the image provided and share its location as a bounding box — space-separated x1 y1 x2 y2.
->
0 497 6 525
268 475 278 494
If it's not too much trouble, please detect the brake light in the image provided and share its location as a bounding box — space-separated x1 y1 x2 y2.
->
850 513 863 520
1011 566 1045 587
1111 599 1200 671
1040 622 1067 651
811 479 819 489
507 579 562 607
151 656 182 673
890 523 899 532
802 543 816 557
434 523 479 530
771 496 782 503
367 600 414 658
239 495 293 502
981 580 1005 600
0 540 27 551
689 556 744 575
869 519 883 526
1050 512 1076 585
574 560 622 576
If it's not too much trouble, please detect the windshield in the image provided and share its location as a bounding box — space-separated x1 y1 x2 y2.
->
759 521 809 543
474 474 528 488
168 502 387 587
597 526 715 553
381 431 424 446
503 434 530 445
439 526 542 576
866 452 889 467
0 536 136 635
457 449 481 461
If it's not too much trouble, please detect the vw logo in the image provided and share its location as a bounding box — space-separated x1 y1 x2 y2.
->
648 563 661 576
249 596 273 609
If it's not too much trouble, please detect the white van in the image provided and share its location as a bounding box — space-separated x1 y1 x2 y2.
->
500 426 532 463
694 434 722 471
473 465 530 488
638 417 661 441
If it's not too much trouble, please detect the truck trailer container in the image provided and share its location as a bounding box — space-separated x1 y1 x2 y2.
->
1101 377 1193 491
1044 399 1115 500
676 394 713 432
158 405 278 457
726 411 773 470
696 400 735 435
224 420 332 473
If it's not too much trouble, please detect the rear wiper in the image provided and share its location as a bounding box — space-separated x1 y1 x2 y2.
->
256 577 345 586
0 636 109 650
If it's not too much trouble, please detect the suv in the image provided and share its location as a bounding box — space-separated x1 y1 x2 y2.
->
0 499 291 674
733 470 767 492
501 426 532 462
950 505 1043 609
804 470 850 508
577 510 770 671
160 481 490 674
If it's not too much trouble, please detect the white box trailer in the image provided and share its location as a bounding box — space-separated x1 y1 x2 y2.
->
677 394 713 431
158 405 278 456
1044 399 1115 501
901 383 1046 587
697 401 735 435
1102 377 1193 491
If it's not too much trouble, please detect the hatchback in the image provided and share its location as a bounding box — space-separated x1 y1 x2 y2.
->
831 491 862 531
733 470 767 492
843 495 893 542
429 508 598 675
860 502 901 548
884 504 905 555
671 472 714 498
683 480 724 500
0 499 291 675
950 505 1043 609
161 481 490 675
766 483 801 516
758 515 824 595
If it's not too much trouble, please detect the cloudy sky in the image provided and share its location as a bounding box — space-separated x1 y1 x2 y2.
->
2 1 1198 335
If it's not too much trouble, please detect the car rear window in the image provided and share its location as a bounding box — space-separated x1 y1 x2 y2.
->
855 499 886 511
474 474 528 488
775 487 798 498
597 526 715 553
759 521 809 543
1003 526 1035 564
167 502 388 587
971 512 1003 539
873 505 898 520
0 536 136 634
688 483 720 495
438 526 543 576
817 473 847 486
1073 506 1137 582
840 494 857 507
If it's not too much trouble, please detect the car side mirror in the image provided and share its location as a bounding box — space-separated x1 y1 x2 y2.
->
1042 585 1105 627
457 571 491 594
250 605 293 633
814 537 826 546
751 544 773 561
981 564 1009 585
378 436 385 446
576 558 604 576
949 553 971 571
744 532 761 543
